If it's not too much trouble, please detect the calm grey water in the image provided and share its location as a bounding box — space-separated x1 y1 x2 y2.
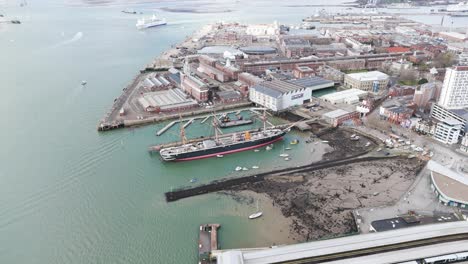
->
1 0 466 263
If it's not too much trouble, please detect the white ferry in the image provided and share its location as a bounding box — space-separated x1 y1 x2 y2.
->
136 14 167 30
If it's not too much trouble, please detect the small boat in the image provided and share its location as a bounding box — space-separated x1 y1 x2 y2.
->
253 149 260 152
190 178 198 183
242 167 249 171
284 157 290 161
290 139 299 145
285 147 292 150
279 153 289 158
217 154 224 158
266 145 273 151
81 80 87 86
249 212 263 219
235 166 242 171
252 166 259 169
249 200 263 219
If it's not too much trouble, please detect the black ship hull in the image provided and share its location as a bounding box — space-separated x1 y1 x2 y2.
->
162 131 285 161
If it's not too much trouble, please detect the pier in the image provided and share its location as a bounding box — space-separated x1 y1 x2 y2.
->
183 118 194 129
156 121 178 136
200 116 210 124
199 224 220 264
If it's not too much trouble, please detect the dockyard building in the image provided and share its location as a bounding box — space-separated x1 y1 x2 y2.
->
344 71 389 92
249 80 312 111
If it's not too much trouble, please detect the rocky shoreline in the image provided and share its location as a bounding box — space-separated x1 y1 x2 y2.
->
226 158 426 241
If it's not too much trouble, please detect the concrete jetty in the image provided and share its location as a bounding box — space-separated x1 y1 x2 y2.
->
200 116 210 124
183 118 195 129
156 121 178 136
199 224 221 264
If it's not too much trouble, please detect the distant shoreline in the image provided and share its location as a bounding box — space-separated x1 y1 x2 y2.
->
159 7 233 14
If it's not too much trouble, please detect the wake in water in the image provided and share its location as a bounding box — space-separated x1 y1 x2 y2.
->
52 31 83 48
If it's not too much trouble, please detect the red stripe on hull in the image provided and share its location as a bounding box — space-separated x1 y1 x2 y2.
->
174 137 283 161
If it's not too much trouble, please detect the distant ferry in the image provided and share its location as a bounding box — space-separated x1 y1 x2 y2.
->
136 14 167 29
447 2 468 12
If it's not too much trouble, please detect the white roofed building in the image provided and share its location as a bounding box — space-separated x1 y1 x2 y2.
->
428 160 468 208
344 71 389 93
320 88 368 105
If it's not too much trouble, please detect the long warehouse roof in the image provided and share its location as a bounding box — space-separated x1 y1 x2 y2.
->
215 221 468 264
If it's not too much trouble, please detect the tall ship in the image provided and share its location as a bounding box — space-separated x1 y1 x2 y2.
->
159 112 290 161
136 14 167 29
447 2 468 12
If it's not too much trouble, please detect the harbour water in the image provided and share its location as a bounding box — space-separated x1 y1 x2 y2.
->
1 0 467 263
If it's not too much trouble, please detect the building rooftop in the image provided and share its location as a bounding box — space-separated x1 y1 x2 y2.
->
252 80 305 98
321 88 368 100
217 90 242 100
371 215 459 232
283 37 310 47
239 46 277 55
215 221 468 264
439 31 467 40
323 109 351 119
448 108 468 120
138 88 197 110
429 160 468 204
346 71 389 81
287 76 334 89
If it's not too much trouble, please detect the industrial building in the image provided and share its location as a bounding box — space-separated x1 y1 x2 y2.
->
438 66 468 110
180 73 210 101
344 71 389 92
429 160 468 208
239 46 277 55
322 109 359 127
286 76 334 92
215 221 468 264
249 80 312 111
320 88 368 105
137 88 198 113
433 118 463 145
141 73 173 90
280 37 314 58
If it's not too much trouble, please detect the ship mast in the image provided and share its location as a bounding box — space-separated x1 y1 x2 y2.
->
263 109 267 131
179 115 187 144
212 112 220 142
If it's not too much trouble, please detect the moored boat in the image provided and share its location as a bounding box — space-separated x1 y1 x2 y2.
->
159 112 291 162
